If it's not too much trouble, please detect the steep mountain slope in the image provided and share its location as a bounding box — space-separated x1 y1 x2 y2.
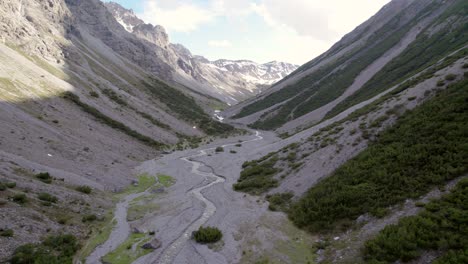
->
227 0 467 132
0 0 234 260
105 2 298 105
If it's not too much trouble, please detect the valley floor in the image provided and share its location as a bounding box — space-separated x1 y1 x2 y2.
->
87 130 316 264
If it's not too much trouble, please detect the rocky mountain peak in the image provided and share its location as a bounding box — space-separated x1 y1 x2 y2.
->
104 1 144 32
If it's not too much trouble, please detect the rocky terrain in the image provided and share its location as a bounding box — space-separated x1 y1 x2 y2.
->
0 0 466 263
105 1 298 105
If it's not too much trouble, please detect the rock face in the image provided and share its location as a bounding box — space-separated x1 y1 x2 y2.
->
103 1 298 104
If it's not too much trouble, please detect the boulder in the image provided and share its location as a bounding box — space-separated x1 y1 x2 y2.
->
142 239 162 250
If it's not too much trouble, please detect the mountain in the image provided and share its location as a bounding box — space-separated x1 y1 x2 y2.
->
104 1 298 105
226 0 467 132
1 0 467 263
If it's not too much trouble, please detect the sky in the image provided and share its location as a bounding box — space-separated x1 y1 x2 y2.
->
104 0 391 65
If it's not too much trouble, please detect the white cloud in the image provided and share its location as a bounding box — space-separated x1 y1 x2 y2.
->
139 1 215 32
253 0 390 41
208 40 232 48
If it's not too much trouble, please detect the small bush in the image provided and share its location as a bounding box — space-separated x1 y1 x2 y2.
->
407 96 417 101
38 193 58 203
462 63 468 69
35 172 53 184
193 226 222 244
89 91 99 98
82 214 97 223
76 185 92 194
11 234 79 264
436 80 445 87
0 183 6 191
12 194 27 204
230 150 237 154
6 182 16 188
235 144 242 147
445 74 456 81
215 147 224 152
0 229 14 237
267 192 293 211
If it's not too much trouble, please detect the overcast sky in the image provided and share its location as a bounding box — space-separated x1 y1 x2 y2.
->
105 0 391 65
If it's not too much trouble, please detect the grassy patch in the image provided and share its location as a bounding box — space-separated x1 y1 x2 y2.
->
157 174 176 188
102 233 152 264
78 212 116 261
120 174 156 196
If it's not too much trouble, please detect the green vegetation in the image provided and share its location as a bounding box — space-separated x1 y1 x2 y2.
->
0 181 14 191
63 91 166 149
364 178 468 263
233 153 279 195
89 91 99 98
141 78 234 136
12 194 27 204
11 234 79 264
102 88 127 106
38 193 58 204
193 226 223 244
325 0 468 120
289 79 468 232
136 110 171 130
78 214 116 261
120 174 156 197
0 229 14 237
35 172 53 184
445 74 457 81
230 150 237 154
157 174 176 187
82 214 97 223
76 185 92 194
267 192 293 211
102 233 152 264
215 146 224 152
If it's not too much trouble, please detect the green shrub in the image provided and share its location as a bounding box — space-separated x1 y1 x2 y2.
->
215 147 224 152
89 91 99 98
35 172 53 184
38 193 58 203
193 226 222 244
289 79 468 232
407 96 417 101
6 182 16 188
462 63 468 69
364 178 468 263
230 150 237 154
82 214 97 223
437 79 445 86
0 229 14 237
76 185 92 194
234 155 279 194
267 192 293 211
445 74 457 81
0 183 6 191
235 144 242 147
12 194 27 204
10 234 79 264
